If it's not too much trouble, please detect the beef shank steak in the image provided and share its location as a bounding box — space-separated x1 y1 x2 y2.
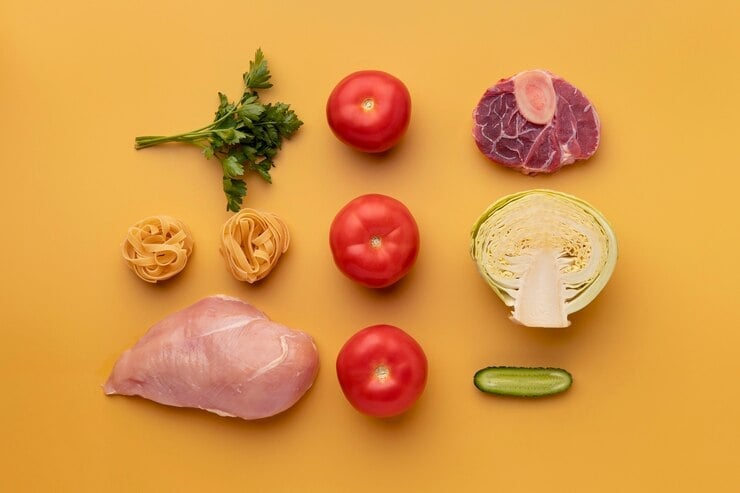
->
473 69 600 174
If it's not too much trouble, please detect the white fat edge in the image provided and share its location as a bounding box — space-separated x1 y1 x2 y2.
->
308 336 318 353
560 144 574 163
196 317 253 338
246 335 290 382
287 326 318 348
211 294 249 304
203 407 237 418
210 294 272 320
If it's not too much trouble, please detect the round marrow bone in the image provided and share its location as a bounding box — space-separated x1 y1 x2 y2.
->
513 70 557 124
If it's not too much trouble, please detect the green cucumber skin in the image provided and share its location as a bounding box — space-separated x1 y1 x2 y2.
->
474 366 573 397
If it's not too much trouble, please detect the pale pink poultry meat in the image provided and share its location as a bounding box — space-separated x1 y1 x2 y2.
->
105 295 319 420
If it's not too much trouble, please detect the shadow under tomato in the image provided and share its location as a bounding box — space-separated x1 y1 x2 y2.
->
342 267 419 300
333 135 409 166
343 397 426 432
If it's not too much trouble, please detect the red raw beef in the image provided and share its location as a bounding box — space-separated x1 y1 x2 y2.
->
472 70 600 174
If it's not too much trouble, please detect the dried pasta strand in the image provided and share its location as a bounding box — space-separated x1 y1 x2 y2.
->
220 208 290 283
121 215 194 283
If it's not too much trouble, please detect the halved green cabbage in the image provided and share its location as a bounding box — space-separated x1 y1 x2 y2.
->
470 189 617 328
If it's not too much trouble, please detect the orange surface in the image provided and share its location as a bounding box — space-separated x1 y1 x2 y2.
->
2 1 739 491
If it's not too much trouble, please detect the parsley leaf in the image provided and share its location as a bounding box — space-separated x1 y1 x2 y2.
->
238 103 266 122
244 48 272 90
222 155 244 179
223 177 247 213
134 49 302 212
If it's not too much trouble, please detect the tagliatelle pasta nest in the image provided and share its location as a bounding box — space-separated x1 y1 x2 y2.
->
121 215 194 283
220 208 290 283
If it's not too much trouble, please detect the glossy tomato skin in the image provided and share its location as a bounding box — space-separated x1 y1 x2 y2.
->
326 70 411 153
336 324 428 418
329 194 420 288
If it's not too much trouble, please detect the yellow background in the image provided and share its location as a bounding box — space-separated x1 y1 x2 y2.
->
2 0 739 491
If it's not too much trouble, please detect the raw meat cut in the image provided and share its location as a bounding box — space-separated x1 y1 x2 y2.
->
473 70 600 174
104 295 319 420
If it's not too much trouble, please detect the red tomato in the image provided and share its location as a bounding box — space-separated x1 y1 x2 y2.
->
336 324 428 418
326 70 411 153
329 194 420 288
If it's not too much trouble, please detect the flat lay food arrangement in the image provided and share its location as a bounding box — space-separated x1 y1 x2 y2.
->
109 50 613 420
3 1 739 492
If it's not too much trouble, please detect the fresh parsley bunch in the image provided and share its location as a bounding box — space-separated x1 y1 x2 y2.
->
135 49 302 212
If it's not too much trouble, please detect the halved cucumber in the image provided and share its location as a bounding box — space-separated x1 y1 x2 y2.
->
474 366 572 397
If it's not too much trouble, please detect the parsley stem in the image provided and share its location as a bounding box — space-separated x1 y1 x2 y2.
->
134 111 236 149
134 130 216 149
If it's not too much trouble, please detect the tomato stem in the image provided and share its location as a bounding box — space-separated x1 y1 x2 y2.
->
361 98 375 111
374 364 390 382
369 235 382 249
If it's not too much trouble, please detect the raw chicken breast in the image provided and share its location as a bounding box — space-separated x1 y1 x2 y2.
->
105 295 319 420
